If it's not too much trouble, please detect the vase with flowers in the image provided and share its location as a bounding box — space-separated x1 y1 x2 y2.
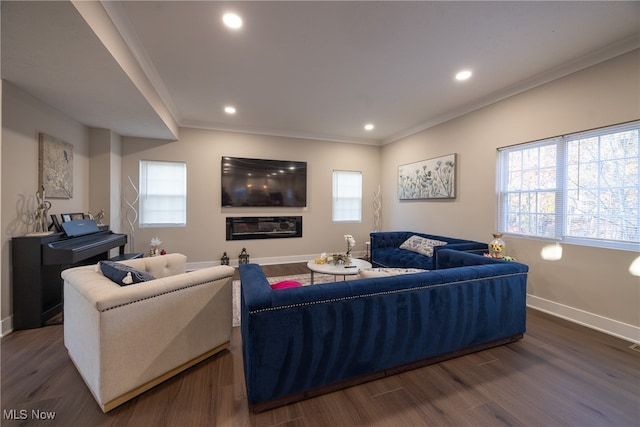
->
489 233 505 258
345 234 356 260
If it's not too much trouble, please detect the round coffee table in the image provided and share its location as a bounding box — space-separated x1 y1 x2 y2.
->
306 258 372 284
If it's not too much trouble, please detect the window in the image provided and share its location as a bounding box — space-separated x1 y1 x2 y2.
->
332 170 362 222
497 121 639 250
139 160 187 227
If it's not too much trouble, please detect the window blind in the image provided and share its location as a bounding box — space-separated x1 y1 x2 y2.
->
332 170 362 222
139 160 187 227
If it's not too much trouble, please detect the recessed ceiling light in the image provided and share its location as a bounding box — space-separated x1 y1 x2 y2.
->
222 13 243 29
364 123 374 131
224 106 236 114
456 70 472 81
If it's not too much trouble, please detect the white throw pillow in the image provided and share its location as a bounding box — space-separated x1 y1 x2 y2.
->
399 235 447 257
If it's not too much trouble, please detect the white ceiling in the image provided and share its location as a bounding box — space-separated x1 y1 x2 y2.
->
2 1 639 144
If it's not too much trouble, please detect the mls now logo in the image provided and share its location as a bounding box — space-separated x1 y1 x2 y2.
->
3 409 56 420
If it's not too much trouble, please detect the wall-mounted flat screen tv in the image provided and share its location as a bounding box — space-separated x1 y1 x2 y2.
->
221 156 307 207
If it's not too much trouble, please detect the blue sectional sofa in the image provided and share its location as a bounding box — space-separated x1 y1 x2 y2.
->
370 231 488 270
239 249 528 412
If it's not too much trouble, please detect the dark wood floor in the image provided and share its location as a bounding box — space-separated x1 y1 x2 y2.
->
2 263 639 426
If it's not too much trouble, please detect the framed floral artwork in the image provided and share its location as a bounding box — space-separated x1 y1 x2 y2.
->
398 153 456 200
39 133 73 199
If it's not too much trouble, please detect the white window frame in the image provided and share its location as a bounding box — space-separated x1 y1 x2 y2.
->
332 170 362 223
139 160 187 227
497 121 639 251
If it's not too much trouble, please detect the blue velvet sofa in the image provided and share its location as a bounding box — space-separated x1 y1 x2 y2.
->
370 231 488 270
239 249 528 412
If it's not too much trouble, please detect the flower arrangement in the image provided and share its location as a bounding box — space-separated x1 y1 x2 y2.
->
345 234 356 256
330 252 351 264
314 252 351 265
489 233 506 258
312 235 357 265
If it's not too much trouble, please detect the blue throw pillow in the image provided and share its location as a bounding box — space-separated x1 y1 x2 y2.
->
99 261 155 286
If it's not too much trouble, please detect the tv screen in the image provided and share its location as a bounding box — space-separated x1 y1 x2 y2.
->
221 156 307 207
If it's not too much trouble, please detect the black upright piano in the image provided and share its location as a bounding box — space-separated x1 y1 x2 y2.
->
11 221 128 330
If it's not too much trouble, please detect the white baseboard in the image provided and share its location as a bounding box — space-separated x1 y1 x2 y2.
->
527 294 640 344
1 316 13 337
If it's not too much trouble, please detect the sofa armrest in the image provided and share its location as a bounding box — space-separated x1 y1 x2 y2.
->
432 241 488 267
436 248 529 272
238 263 273 311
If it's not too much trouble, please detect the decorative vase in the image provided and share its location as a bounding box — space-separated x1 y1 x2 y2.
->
489 233 506 258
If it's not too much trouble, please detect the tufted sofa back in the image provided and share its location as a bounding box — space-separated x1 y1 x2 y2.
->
117 253 187 278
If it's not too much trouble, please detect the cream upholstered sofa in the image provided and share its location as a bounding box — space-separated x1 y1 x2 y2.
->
61 254 235 412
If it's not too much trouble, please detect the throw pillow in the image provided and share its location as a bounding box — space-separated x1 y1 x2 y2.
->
270 280 303 290
100 261 155 286
399 235 447 257
358 268 428 278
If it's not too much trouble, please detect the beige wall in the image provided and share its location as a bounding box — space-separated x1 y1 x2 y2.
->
89 128 123 232
88 128 123 259
381 50 640 340
1 82 91 333
121 128 381 264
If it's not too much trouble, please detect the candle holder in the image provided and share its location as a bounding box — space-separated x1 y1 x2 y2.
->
221 252 230 265
239 248 250 265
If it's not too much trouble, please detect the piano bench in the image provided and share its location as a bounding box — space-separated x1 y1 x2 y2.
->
109 252 144 262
